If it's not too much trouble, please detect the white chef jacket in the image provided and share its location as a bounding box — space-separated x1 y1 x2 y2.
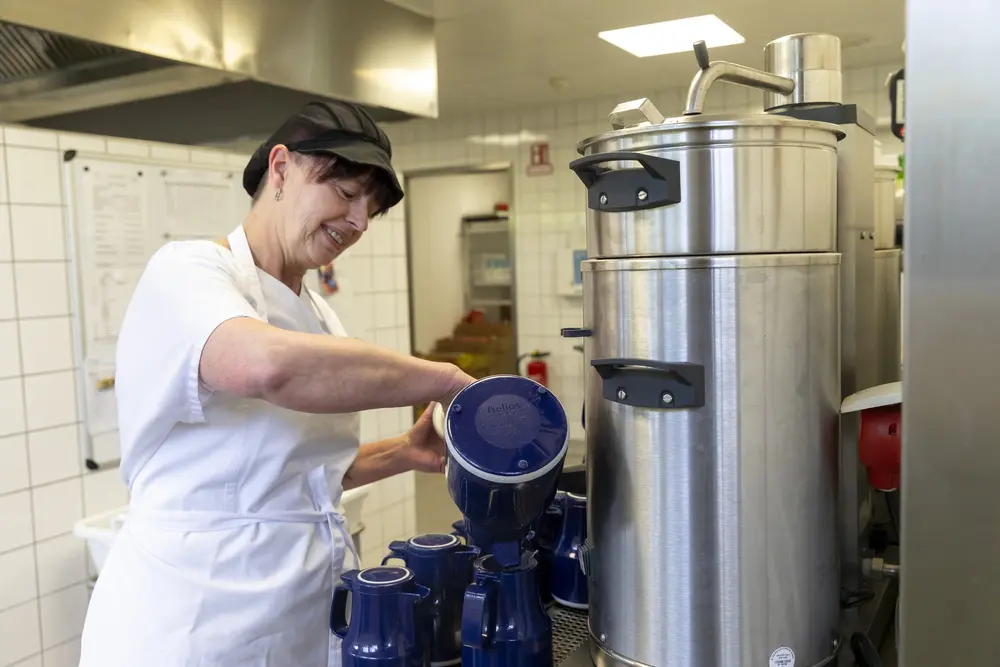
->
79 224 361 667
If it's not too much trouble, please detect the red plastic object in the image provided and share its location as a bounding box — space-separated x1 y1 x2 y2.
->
518 350 551 387
858 405 902 491
526 357 548 387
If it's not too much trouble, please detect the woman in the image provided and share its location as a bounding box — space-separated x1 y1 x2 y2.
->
78 100 475 667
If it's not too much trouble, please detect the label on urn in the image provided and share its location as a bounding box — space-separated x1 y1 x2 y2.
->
769 647 795 667
475 394 539 449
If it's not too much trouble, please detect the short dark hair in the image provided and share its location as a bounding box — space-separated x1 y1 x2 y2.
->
252 152 397 218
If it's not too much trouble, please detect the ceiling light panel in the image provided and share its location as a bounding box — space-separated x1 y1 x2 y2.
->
599 14 745 58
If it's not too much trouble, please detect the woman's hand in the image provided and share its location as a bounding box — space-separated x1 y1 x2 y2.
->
399 403 448 473
402 366 474 473
437 366 476 409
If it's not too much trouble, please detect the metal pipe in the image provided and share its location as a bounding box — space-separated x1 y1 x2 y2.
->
683 40 795 115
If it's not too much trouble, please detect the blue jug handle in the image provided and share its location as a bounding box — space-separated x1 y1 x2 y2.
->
330 582 351 638
452 546 481 581
462 581 497 649
403 583 432 649
381 540 408 566
407 582 432 603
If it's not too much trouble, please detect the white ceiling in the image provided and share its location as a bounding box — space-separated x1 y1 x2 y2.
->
387 0 906 117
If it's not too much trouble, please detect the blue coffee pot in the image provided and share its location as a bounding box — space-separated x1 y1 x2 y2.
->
461 552 553 667
549 491 588 609
331 566 430 667
440 375 569 568
382 534 479 667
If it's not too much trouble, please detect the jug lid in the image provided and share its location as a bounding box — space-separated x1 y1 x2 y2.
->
445 375 569 483
408 533 460 551
355 566 414 591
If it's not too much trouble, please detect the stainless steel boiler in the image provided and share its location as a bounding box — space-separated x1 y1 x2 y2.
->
565 102 844 667
562 32 888 667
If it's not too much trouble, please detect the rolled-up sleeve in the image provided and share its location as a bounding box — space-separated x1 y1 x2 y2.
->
116 242 261 473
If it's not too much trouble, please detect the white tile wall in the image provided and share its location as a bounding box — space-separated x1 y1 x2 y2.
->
0 491 33 553
0 263 14 321
0 131 94 667
0 207 10 261
13 263 70 319
9 206 65 262
41 638 81 667
31 480 85 542
0 122 419 665
0 322 19 378
34 534 87 597
0 435 29 495
0 602 41 665
27 426 81 487
0 547 37 610
23 372 77 432
0 379 25 437
17 318 74 375
5 148 62 205
38 585 89 649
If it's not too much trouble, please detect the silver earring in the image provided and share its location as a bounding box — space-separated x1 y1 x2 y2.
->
274 188 283 201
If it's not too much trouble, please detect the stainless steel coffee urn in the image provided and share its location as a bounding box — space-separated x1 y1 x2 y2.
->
563 32 887 667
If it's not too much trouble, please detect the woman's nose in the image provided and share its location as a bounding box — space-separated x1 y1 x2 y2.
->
347 199 370 232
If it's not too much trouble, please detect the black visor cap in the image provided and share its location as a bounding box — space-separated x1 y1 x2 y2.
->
242 101 404 210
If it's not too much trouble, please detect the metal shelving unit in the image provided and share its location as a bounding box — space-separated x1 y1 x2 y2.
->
461 213 515 323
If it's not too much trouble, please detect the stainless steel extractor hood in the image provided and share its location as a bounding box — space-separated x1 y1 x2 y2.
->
0 0 437 146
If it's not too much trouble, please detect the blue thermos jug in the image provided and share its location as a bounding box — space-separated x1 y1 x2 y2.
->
331 566 430 667
382 534 479 666
549 491 589 609
461 552 552 667
440 375 569 567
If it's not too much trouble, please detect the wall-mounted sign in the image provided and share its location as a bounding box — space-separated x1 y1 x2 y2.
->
556 247 586 297
527 142 554 176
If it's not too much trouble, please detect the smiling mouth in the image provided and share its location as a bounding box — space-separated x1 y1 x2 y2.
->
324 226 346 246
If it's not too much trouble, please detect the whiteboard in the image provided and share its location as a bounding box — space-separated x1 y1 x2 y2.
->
63 151 250 456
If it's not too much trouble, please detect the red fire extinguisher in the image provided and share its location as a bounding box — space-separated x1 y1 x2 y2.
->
518 350 550 387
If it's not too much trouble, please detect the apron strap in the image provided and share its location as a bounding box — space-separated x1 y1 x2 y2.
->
128 469 362 570
227 224 269 321
307 467 362 571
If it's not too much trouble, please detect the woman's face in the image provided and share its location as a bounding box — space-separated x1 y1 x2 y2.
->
275 150 382 270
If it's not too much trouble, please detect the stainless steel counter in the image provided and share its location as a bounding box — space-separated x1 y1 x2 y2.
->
557 643 594 667
548 605 589 665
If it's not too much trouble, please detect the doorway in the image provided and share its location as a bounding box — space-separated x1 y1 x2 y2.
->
404 165 516 534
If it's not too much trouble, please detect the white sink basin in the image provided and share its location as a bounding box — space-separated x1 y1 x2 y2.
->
74 487 370 576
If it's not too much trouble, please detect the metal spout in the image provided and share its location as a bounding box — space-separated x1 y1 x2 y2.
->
683 40 795 115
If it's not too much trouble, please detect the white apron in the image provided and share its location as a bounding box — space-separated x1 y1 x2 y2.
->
79 225 360 667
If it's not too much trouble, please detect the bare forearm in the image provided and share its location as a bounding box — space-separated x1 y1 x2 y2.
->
262 328 465 413
342 436 412 489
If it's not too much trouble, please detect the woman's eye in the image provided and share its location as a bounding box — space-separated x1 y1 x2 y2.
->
338 187 357 200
